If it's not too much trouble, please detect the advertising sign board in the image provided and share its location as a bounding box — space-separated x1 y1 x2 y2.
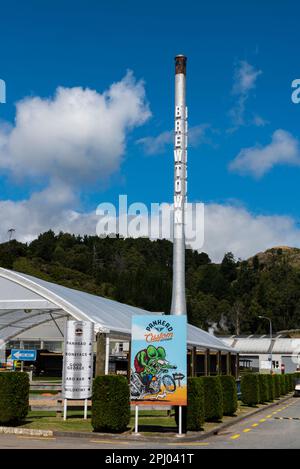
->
130 315 187 406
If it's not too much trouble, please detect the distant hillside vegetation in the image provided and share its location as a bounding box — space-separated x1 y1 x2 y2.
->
1 231 300 335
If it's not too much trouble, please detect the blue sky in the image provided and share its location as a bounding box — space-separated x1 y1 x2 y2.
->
1 0 300 260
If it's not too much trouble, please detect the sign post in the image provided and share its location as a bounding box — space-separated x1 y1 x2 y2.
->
62 320 94 420
130 315 187 434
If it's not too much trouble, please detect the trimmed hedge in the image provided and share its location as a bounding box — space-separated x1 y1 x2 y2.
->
220 375 238 416
175 378 205 431
266 374 274 401
289 374 294 392
91 376 130 433
201 376 223 422
279 375 286 395
288 374 294 392
274 374 281 399
0 372 29 424
284 374 290 394
187 378 205 430
241 374 259 406
258 374 269 403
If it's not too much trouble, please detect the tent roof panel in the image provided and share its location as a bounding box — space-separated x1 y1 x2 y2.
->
0 268 234 352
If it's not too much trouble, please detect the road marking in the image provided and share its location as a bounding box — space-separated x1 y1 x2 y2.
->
252 423 259 427
168 442 209 446
259 418 266 423
90 440 129 445
266 415 272 418
243 428 251 433
17 436 56 441
230 434 240 440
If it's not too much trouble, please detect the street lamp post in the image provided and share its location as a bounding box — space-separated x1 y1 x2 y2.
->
258 315 273 374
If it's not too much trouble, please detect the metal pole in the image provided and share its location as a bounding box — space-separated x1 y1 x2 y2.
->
258 316 273 374
63 399 67 421
171 55 188 316
135 405 139 435
269 318 273 375
84 399 88 420
105 336 110 375
176 406 184 437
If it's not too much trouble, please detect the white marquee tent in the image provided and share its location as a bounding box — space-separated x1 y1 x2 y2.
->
0 268 234 353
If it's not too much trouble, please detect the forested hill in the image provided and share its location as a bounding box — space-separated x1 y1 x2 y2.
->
1 231 300 335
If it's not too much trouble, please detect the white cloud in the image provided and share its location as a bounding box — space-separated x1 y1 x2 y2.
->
229 61 262 128
229 129 300 178
137 124 210 155
0 71 151 185
2 187 300 264
202 203 300 262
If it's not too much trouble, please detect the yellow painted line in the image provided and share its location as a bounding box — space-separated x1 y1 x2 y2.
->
259 418 266 423
266 415 272 418
252 423 259 427
90 440 129 445
168 442 209 446
230 434 240 440
243 428 251 433
17 436 56 441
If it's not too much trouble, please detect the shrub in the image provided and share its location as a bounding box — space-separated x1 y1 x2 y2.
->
284 375 289 393
241 374 260 406
187 378 205 430
201 376 223 422
92 376 130 433
0 372 29 424
274 374 281 398
220 375 238 416
258 374 269 403
266 374 274 401
279 375 286 395
175 378 205 432
289 374 295 392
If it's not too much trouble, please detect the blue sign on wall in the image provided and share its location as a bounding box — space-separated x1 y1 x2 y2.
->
11 349 37 361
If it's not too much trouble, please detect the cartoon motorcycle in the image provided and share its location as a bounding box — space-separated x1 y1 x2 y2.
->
130 367 179 399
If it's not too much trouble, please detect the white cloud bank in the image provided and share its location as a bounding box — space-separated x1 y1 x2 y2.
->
1 71 300 263
229 129 300 178
1 189 300 263
0 71 151 184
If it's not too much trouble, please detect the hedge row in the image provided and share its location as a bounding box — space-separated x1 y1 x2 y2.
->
179 375 237 428
92 375 130 432
241 373 294 407
0 372 30 424
91 373 295 433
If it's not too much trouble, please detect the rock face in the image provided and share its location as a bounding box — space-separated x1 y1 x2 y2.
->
248 246 300 269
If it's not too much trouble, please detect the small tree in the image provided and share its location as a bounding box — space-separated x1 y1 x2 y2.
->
241 374 260 406
201 376 223 421
92 376 130 433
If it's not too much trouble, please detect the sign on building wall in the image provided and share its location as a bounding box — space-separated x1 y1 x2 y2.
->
62 320 94 399
130 315 187 406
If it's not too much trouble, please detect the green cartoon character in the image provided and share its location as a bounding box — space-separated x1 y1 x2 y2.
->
134 345 176 391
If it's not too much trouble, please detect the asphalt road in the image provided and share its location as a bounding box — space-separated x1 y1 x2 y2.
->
1 397 300 449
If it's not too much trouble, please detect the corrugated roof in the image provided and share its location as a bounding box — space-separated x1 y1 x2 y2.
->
0 268 234 352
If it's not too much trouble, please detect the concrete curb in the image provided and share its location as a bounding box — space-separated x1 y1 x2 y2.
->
0 394 293 442
0 426 53 437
